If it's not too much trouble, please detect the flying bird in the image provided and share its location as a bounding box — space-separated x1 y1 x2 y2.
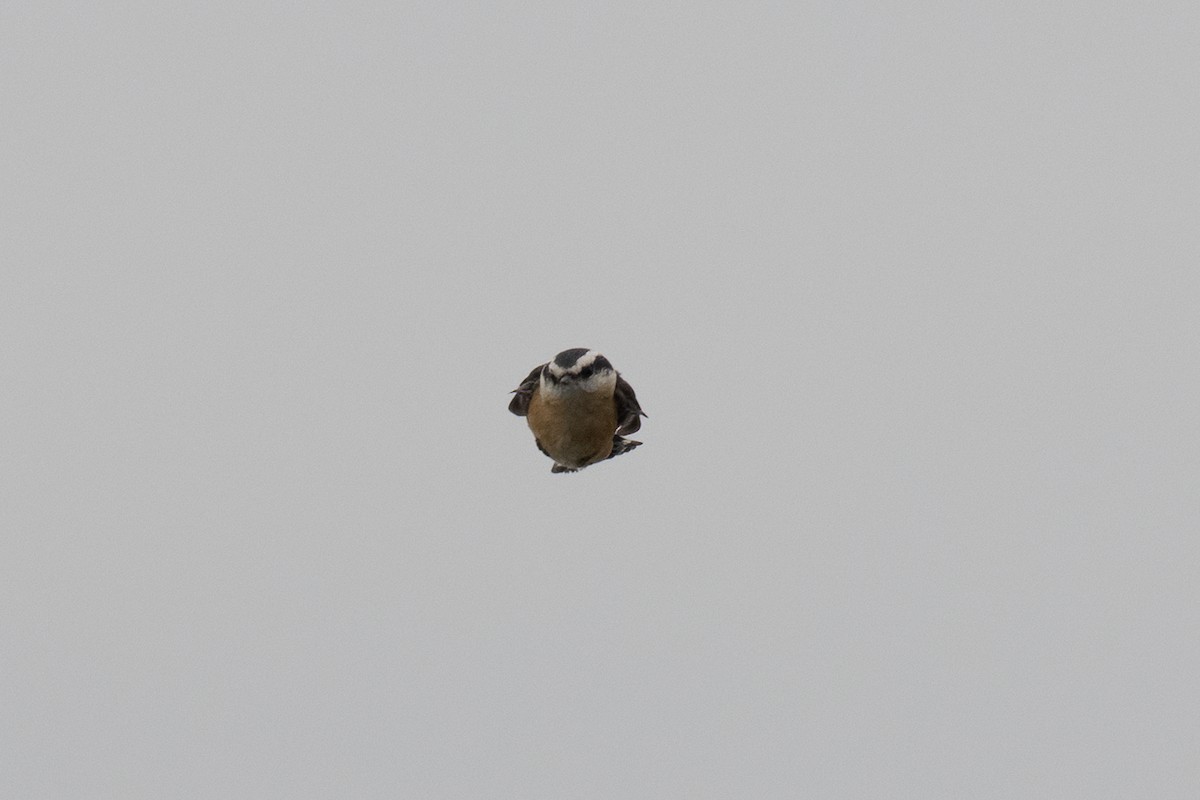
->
508 348 646 473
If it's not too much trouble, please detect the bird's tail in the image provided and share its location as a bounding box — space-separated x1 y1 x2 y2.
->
550 436 643 473
605 435 643 461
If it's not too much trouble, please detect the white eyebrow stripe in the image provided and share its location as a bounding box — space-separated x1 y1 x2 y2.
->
548 350 604 375
573 351 599 371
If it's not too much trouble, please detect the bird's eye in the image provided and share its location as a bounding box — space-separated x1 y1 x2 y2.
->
578 366 594 379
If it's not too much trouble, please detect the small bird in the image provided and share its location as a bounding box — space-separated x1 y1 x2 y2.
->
509 348 646 474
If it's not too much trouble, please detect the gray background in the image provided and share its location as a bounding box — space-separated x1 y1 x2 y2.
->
3 1 1198 797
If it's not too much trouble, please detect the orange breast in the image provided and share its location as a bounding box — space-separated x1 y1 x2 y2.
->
527 388 617 469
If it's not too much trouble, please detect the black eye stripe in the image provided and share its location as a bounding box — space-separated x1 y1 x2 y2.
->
543 355 613 384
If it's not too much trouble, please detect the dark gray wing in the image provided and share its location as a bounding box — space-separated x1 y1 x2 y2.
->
508 364 545 416
613 373 646 435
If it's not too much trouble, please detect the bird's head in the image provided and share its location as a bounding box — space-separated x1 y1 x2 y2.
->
541 348 617 394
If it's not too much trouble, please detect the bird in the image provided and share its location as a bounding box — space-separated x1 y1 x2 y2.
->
508 348 646 474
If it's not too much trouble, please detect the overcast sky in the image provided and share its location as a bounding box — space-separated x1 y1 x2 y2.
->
3 2 1198 797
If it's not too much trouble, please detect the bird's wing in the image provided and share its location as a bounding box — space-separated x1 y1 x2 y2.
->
613 373 646 435
508 364 545 416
